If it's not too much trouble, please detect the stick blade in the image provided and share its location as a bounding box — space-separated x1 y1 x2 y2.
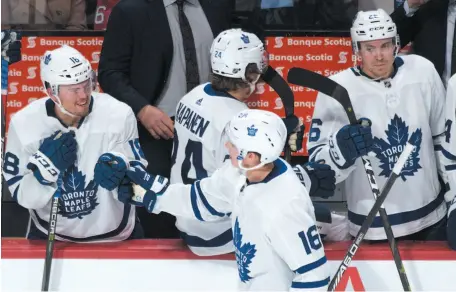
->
287 67 357 124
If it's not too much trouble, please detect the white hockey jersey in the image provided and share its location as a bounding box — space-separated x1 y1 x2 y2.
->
3 93 147 242
157 159 330 291
308 55 448 240
170 83 248 255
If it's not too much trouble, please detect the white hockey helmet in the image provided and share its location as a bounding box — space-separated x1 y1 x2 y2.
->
210 29 267 81
224 109 287 171
350 9 400 55
40 45 93 117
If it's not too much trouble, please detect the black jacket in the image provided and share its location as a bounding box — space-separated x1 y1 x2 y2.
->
391 0 449 76
98 0 232 116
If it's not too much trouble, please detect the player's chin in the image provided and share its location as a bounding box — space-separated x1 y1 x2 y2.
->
73 105 90 117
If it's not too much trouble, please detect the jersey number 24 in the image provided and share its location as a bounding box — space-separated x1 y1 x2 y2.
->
171 131 208 184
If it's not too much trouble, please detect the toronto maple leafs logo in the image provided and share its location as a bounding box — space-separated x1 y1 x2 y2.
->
247 125 258 137
371 114 422 181
234 217 256 283
241 34 250 44
44 54 51 65
58 165 99 219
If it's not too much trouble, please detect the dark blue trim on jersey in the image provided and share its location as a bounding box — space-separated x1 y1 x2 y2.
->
294 256 327 274
180 228 233 248
45 96 94 128
350 57 404 81
32 203 131 242
434 144 456 160
12 185 19 202
291 277 330 289
247 159 287 185
348 176 446 228
6 175 23 186
203 84 238 100
190 181 226 221
445 165 456 171
190 183 204 221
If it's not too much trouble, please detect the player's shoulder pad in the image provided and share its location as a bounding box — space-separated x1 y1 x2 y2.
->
92 92 134 118
399 54 436 72
9 96 49 128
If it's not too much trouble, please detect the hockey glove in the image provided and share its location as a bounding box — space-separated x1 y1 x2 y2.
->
94 152 128 191
293 161 336 198
117 176 143 206
126 164 169 213
1 30 22 65
28 130 77 185
330 118 373 168
282 115 305 152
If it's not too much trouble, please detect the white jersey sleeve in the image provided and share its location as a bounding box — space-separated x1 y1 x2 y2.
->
109 106 148 169
155 162 245 221
266 198 330 290
433 71 456 203
3 116 57 209
307 86 356 183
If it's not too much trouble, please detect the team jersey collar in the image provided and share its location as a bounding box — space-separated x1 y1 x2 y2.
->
246 159 287 185
203 83 238 100
46 96 94 129
351 57 404 82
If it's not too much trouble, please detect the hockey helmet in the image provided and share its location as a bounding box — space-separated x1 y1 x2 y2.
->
210 29 267 81
224 109 287 171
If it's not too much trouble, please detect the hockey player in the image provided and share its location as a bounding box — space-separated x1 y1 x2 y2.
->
2 45 147 242
442 74 456 250
166 28 340 255
128 109 331 290
307 9 451 241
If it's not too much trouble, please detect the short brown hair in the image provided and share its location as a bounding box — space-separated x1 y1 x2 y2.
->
210 63 260 92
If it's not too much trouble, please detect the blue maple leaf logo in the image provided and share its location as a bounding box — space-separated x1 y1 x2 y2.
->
44 54 51 65
233 217 256 283
371 114 422 181
240 34 250 44
247 125 258 137
59 165 99 219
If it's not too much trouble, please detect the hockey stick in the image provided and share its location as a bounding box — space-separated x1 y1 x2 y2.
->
1 57 8 164
42 164 64 291
287 67 411 291
327 141 415 291
262 65 294 162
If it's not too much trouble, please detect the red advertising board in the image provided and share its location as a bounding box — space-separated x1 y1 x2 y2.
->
4 35 410 155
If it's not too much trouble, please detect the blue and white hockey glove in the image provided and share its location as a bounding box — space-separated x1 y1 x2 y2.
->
282 115 305 152
330 118 373 168
1 30 22 65
126 164 169 213
94 152 128 191
27 130 77 185
117 176 143 206
447 197 456 250
293 161 336 198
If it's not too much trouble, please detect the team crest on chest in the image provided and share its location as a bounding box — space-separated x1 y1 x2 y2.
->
371 114 422 181
58 165 99 219
234 217 257 283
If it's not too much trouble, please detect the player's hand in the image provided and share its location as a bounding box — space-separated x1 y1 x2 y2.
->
126 164 169 213
126 164 169 196
330 118 373 168
1 30 22 65
137 105 174 140
116 176 143 206
28 130 77 184
294 161 336 198
94 152 128 191
407 0 428 9
282 115 305 152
